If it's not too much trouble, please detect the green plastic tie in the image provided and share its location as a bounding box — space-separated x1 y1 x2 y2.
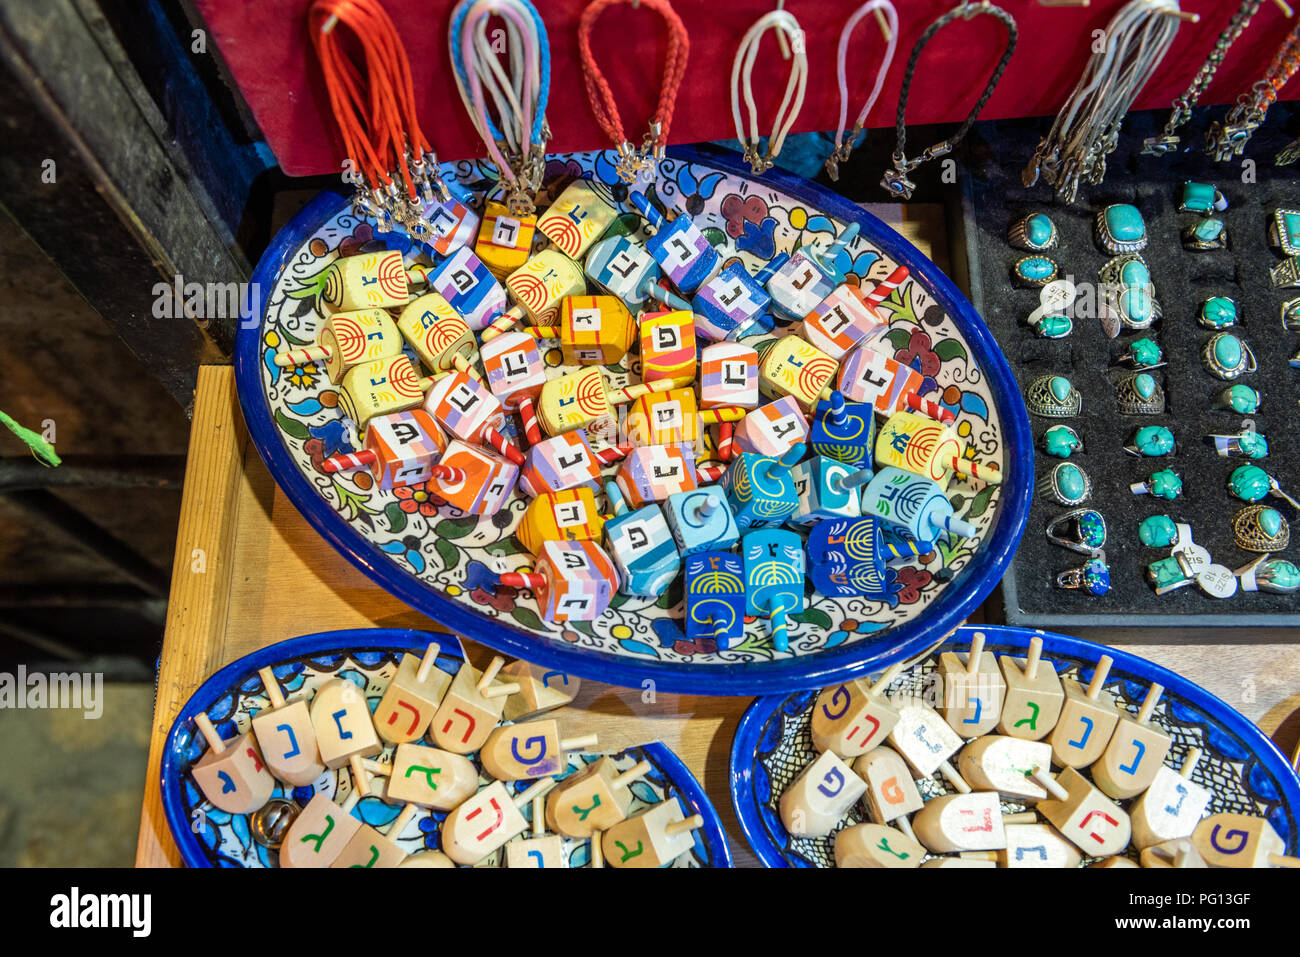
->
0 409 61 467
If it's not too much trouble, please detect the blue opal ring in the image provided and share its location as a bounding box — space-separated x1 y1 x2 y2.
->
1055 555 1110 596
1095 204 1147 255
1182 219 1227 251
1025 374 1081 418
1045 507 1106 556
1039 462 1092 506
1008 212 1059 251
1012 255 1059 288
1202 333 1256 380
1231 505 1290 553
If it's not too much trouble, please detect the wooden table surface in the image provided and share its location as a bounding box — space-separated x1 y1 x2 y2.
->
135 205 1300 869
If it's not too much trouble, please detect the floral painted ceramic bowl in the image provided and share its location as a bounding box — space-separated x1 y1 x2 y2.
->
730 625 1300 867
235 145 1031 694
162 629 730 867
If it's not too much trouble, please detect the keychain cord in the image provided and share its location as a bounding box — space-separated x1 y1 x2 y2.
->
578 0 689 184
730 9 808 175
826 0 899 181
881 1 1017 200
1210 17 1300 161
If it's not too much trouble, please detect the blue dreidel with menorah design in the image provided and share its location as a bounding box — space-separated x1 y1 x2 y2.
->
684 550 746 649
664 486 740 556
602 481 681 598
807 516 924 565
721 443 806 531
628 189 721 296
809 560 893 599
859 466 979 549
743 529 805 652
765 221 861 320
809 391 876 469
790 456 862 527
584 234 662 310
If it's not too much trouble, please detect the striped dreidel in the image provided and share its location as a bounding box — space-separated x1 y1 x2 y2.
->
474 199 537 280
322 409 448 489
629 189 721 296
765 222 860 320
518 431 629 498
500 540 618 622
536 179 618 260
433 440 520 515
274 309 402 383
700 342 759 410
517 487 606 555
614 444 697 509
734 396 809 458
639 309 697 385
584 234 661 309
801 276 894 360
479 330 546 444
743 528 805 652
684 550 745 649
687 256 786 342
416 190 479 256
426 247 507 332
423 369 524 465
839 345 953 424
527 295 637 365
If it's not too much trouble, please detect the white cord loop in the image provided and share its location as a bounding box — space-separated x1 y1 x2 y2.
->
730 9 808 174
826 0 899 181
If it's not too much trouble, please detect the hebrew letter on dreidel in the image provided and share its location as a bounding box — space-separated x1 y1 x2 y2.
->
1068 715 1093 750
1081 810 1120 845
818 768 845 798
442 708 476 744
389 700 422 736
406 765 441 789
1165 783 1189 817
823 685 850 720
467 798 505 841
1014 702 1040 730
1016 845 1048 861
332 710 353 740
512 735 548 764
1210 824 1248 855
302 814 335 853
962 699 983 726
541 671 569 688
1118 738 1146 776
849 714 881 748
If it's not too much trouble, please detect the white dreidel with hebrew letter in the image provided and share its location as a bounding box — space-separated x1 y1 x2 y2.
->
1033 765 1131 857
440 777 559 865
853 745 923 826
937 631 1005 737
887 697 971 792
1130 748 1211 850
309 677 382 770
251 667 324 787
779 749 868 838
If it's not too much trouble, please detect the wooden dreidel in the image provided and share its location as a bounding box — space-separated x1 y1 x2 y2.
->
614 444 697 508
432 440 519 515
250 668 324 787
385 743 479 810
322 409 448 490
506 794 568 868
279 790 363 868
734 396 809 458
518 431 621 498
812 663 904 758
425 246 507 332
801 274 896 360
603 799 705 868
684 550 746 649
190 713 275 814
689 257 785 342
394 293 476 374
625 388 707 449
584 234 662 309
544 757 652 838
308 677 382 769
765 222 860 320
664 486 739 556
854 745 924 824
1049 655 1121 769
808 391 876 469
639 309 697 385
516 488 606 555
441 776 558 865
886 698 971 792
912 793 1019 853
372 642 450 745
474 198 537 280
789 456 862 527
399 850 455 868
1131 748 1211 850
920 856 996 869
330 769 418 868
835 822 926 868
480 719 599 781
757 334 840 412
500 540 618 622
319 249 419 313
1091 683 1173 800
877 410 1000 490
603 482 681 598
417 188 479 256
274 309 402 383
838 344 949 422
1140 838 1208 868
779 750 868 838
338 354 428 433
937 631 1006 737
490 248 588 335
1193 813 1300 868
999 823 1083 869
423 368 524 465
500 660 581 722
701 342 759 410
1032 765 1132 857
723 444 805 532
957 736 1052 800
537 367 683 438
997 636 1065 741
743 528 805 652
1088 856 1140 869
860 467 980 548
430 657 520 755
628 189 721 297
536 178 617 260
538 295 637 365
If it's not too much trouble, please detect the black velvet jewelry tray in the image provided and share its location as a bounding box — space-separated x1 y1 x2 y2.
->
957 107 1300 632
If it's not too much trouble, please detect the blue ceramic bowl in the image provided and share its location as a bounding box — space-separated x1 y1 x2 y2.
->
730 624 1300 867
162 628 731 867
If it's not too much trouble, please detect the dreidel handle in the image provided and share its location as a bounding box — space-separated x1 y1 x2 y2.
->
476 656 506 695
1136 683 1164 724
828 390 848 426
591 830 605 867
1086 655 1114 701
512 776 559 808
628 189 666 230
777 442 807 468
499 571 547 591
932 512 979 540
523 326 561 342
1180 747 1202 779
516 395 543 445
415 641 441 683
697 463 727 483
865 660 905 696
717 422 735 462
275 344 331 367
938 760 970 793
258 667 286 710
1031 765 1069 801
699 406 747 426
350 754 373 796
479 305 527 343
560 733 600 751
768 595 794 653
906 392 956 424
429 465 465 483
965 632 985 675
832 467 874 492
861 265 909 310
665 814 705 837
592 444 634 466
605 480 631 517
322 448 378 474
753 252 791 285
946 455 1002 486
609 374 693 405
481 426 525 465
612 760 653 791
645 283 691 312
193 713 228 754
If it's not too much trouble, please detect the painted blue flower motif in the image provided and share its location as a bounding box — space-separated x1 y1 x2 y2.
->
310 419 350 458
380 536 426 574
917 375 940 397
737 216 778 260
851 249 882 276
263 347 282 386
960 391 990 421
464 559 500 593
676 166 725 201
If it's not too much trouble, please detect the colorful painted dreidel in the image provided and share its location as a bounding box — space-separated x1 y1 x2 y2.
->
664 486 739 555
801 273 898 359
518 431 619 498
789 455 862 527
429 657 520 755
812 663 904 758
602 799 705 868
700 342 760 410
912 792 1010 853
425 246 507 332
603 482 680 598
838 344 940 421
808 391 876 469
723 444 805 531
319 249 418 313
394 293 476 374
1091 682 1173 799
474 198 537 280
779 749 867 838
584 234 661 309
937 631 1006 737
338 354 428 433
500 540 619 622
625 387 704 449
385 743 479 810
498 248 588 331
537 367 682 438
322 409 448 490
1048 654 1121 769
999 824 1082 869
758 334 839 411
743 528 805 652
639 309 697 385
423 368 524 464
371 642 450 745
506 794 568 868
190 713 275 814
501 660 581 722
684 550 745 649
614 444 697 508
956 736 1053 800
765 222 860 319
835 822 926 868
479 330 546 443
250 667 324 787
274 309 402 382
860 466 979 547
853 744 924 825
1193 813 1300 868
887 698 971 792
1033 766 1132 856
997 636 1064 741
480 720 599 781
1131 747 1211 850
536 178 618 260
734 396 809 458
440 777 558 865
517 487 605 555
432 440 519 515
629 189 721 296
417 188 479 255
688 256 786 341
877 410 1000 488
545 757 653 838
806 517 919 598
309 677 382 770
543 294 638 365
279 790 362 868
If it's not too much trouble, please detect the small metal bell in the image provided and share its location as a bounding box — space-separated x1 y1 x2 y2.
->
251 798 300 850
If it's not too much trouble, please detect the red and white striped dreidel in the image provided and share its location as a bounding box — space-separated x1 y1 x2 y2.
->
518 430 632 498
860 264 908 311
322 409 449 490
423 369 525 466
274 309 403 383
497 540 618 622
479 330 547 445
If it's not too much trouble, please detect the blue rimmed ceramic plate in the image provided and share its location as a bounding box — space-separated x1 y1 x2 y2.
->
161 629 730 867
234 144 1032 695
731 624 1300 867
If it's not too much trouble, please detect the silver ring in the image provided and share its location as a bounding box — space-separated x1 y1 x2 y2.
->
1055 555 1110 596
1115 372 1165 415
1008 212 1059 252
1202 333 1257 380
1095 205 1148 255
1182 219 1228 251
1025 374 1082 418
1207 429 1269 460
1045 507 1107 555
1039 462 1092 506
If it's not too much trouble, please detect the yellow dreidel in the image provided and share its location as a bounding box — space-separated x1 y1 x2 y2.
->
779 749 868 838
545 757 654 838
517 487 606 556
601 799 705 868
834 822 926 868
810 662 905 758
1192 813 1300 868
330 758 419 868
639 309 697 385
1091 682 1173 800
1131 748 1211 850
956 736 1053 800
1049 654 1121 769
429 657 521 755
273 309 402 383
501 660 581 722
279 789 363 869
537 367 689 438
937 631 1006 737
536 178 618 260
874 411 1003 489
997 635 1064 740
338 354 432 434
887 698 971 792
371 642 451 745
757 334 839 411
912 793 1036 853
1140 838 1208 868
853 745 923 826
319 249 423 313
309 677 382 770
505 794 569 868
474 199 537 280
999 823 1083 869
1032 765 1132 857
393 293 476 374
624 387 705 449
440 776 559 866
480 249 588 340
190 713 275 815
526 295 638 365
381 745 479 810
479 720 600 781
250 667 324 787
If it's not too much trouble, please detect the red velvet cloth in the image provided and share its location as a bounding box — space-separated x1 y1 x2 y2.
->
195 0 1300 176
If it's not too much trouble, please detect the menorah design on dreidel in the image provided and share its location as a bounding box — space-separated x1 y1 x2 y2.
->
806 516 924 600
875 410 1002 490
535 179 619 261
808 391 875 469
537 367 693 440
273 308 403 383
743 528 805 653
684 550 746 650
319 249 425 314
856 466 981 550
393 292 476 375
479 249 589 339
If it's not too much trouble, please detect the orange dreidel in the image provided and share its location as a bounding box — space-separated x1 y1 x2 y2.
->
372 642 451 745
382 745 479 810
834 822 926 868
250 667 324 787
526 295 638 366
810 662 905 758
537 367 690 439
430 657 521 755
937 631 1006 737
506 793 569 868
624 388 706 450
1192 813 1300 868
853 745 924 826
441 776 559 865
330 759 420 868
1131 748 1212 850
912 793 1036 853
801 273 896 361
279 789 363 869
614 444 697 509
480 720 600 781
500 660 581 722
887 698 971 792
423 368 524 465
1032 765 1132 857
837 343 951 422
190 713 275 814
322 409 448 490
757 334 839 411
273 309 403 383
544 757 653 838
639 309 697 385
602 799 705 868
997 635 1065 741
956 736 1053 800
518 430 629 498
338 354 430 434
480 249 588 340
1049 655 1121 769
479 330 547 444
393 293 476 374
319 249 422 313
1090 682 1173 800
779 749 868 838
516 487 606 555
474 199 537 280
430 440 520 515
309 677 382 770
999 823 1083 869
497 539 619 622
535 178 618 260
875 411 1002 490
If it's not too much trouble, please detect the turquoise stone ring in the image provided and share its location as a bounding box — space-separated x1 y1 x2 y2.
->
1227 465 1300 509
1096 203 1147 254
1040 462 1092 506
1208 428 1269 459
1012 255 1059 288
1179 181 1227 214
1130 468 1182 500
1025 375 1081 418
1041 424 1082 458
1214 384 1260 414
1202 333 1256 380
1125 425 1175 457
1198 297 1237 330
1182 218 1227 251
1046 507 1107 555
1235 554 1300 595
1231 505 1290 553
1115 372 1165 415
1138 515 1179 548
1269 208 1300 256
1008 212 1058 251
1119 337 1163 369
